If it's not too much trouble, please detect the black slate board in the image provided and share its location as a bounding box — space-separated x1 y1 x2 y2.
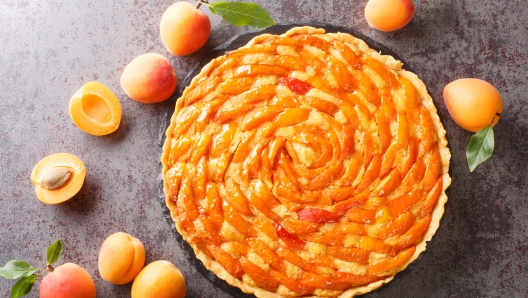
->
157 22 429 298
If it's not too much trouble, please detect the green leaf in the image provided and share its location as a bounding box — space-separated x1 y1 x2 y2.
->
11 274 37 298
208 2 276 28
0 261 38 280
466 125 494 172
46 239 63 265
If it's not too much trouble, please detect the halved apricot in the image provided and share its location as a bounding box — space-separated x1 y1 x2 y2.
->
31 153 86 204
69 82 122 136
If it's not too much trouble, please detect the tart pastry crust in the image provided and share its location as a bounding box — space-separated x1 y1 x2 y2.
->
162 26 451 298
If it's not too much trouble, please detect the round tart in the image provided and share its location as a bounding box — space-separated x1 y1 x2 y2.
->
161 26 451 297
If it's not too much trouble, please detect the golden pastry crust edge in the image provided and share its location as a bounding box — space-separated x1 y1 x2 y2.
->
161 26 451 298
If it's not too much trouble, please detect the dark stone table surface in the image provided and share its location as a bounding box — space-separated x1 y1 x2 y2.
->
1 1 527 297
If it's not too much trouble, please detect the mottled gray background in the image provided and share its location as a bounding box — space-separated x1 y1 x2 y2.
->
1 0 527 297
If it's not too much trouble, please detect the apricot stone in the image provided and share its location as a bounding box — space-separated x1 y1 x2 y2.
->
160 2 211 56
69 81 122 136
120 53 177 104
131 260 186 298
98 232 146 285
365 0 415 32
40 263 96 298
31 153 86 204
443 78 503 132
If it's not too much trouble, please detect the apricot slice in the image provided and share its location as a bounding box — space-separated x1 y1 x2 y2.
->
31 153 86 204
98 232 146 285
297 208 341 223
160 2 211 56
69 82 122 136
364 0 415 32
443 78 503 132
120 53 178 104
131 260 186 298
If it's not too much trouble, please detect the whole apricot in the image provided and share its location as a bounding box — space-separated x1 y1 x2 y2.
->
131 260 186 298
365 0 415 32
98 232 146 285
120 53 178 104
443 78 503 132
40 263 96 298
31 153 86 204
160 2 211 56
69 81 122 136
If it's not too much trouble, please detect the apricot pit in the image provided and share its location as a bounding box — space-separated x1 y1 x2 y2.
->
31 153 86 204
41 167 72 190
69 81 122 136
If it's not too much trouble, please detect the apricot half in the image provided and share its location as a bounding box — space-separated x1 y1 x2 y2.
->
98 232 146 285
120 53 178 104
443 78 503 132
160 2 211 56
69 81 122 136
31 153 86 204
40 263 96 298
131 260 186 298
365 0 415 32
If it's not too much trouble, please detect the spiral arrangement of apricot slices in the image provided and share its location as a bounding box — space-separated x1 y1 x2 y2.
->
162 27 450 298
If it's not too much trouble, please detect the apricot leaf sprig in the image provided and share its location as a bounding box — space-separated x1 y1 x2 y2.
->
0 239 63 298
196 0 276 28
466 125 494 172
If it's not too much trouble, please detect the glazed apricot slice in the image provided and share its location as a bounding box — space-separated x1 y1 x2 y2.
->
31 153 86 204
69 82 122 136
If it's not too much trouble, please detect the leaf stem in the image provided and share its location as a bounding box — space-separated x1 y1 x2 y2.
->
489 112 501 126
47 264 54 273
195 0 209 9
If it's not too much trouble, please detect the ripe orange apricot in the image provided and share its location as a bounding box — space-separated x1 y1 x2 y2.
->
131 260 186 298
365 0 415 32
160 2 211 56
40 263 96 298
31 153 86 204
120 53 178 104
98 232 146 285
443 78 503 132
69 81 122 136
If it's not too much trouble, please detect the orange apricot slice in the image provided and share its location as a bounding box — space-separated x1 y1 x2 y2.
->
69 82 122 136
31 153 86 204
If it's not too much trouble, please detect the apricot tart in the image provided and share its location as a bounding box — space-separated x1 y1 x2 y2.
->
161 26 451 297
